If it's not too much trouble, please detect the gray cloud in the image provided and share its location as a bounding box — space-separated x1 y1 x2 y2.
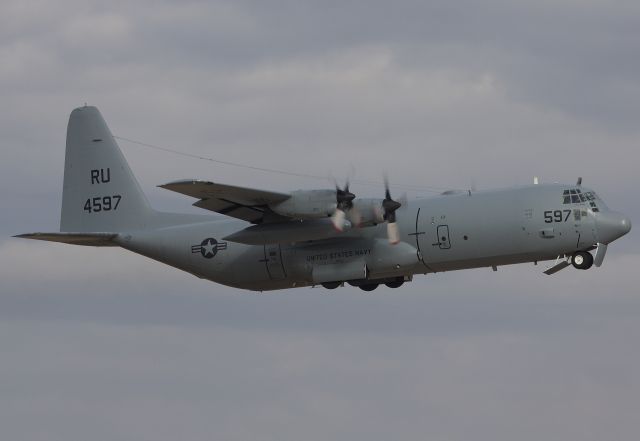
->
1 310 640 441
1 0 640 439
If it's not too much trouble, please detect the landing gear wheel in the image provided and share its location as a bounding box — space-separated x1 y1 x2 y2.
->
321 282 341 289
571 251 594 270
359 284 379 292
385 280 404 289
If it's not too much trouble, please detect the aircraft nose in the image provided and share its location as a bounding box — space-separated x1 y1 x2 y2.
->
596 211 632 244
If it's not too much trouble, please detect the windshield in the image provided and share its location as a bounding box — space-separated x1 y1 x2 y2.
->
561 188 604 212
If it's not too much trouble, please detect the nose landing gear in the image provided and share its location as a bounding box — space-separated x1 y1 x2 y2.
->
571 251 594 270
544 250 596 275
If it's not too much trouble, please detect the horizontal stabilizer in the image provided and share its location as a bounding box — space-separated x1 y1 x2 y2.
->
14 232 118 247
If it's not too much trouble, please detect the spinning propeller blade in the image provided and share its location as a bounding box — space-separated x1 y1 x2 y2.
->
382 175 402 244
332 179 355 231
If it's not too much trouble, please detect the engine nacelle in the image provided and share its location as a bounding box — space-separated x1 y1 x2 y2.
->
270 190 386 226
270 190 337 219
351 198 386 226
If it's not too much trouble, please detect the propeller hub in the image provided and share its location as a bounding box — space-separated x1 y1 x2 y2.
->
382 199 401 213
336 183 355 210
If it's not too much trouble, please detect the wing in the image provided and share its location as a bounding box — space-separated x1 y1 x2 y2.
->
159 179 291 223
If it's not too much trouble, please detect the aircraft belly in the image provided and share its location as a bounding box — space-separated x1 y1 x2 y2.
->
282 238 421 285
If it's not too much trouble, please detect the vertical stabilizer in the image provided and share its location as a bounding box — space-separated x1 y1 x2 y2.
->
60 106 153 232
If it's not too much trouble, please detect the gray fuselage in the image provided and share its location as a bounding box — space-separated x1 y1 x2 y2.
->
116 183 629 291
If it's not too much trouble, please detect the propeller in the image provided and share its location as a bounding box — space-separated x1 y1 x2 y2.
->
382 176 402 244
332 180 356 232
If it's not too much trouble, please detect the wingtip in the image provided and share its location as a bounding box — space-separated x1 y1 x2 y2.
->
13 233 55 240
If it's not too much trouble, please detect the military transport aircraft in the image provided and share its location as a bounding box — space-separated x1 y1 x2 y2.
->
16 106 632 291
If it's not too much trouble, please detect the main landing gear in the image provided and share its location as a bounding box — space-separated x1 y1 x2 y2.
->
571 251 594 270
384 279 404 289
358 279 405 291
352 276 405 291
321 277 406 291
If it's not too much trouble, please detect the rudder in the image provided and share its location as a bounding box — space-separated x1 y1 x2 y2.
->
60 106 153 232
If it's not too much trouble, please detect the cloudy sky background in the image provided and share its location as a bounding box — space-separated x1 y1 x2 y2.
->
1 0 640 440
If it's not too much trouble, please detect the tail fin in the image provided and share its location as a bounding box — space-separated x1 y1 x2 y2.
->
60 106 154 232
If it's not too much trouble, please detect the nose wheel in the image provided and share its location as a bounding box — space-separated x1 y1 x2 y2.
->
571 251 594 270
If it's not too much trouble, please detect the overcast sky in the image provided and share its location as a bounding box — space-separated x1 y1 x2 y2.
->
1 1 640 440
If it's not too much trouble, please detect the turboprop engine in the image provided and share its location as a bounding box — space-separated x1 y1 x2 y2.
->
269 191 388 226
269 189 337 219
269 179 403 244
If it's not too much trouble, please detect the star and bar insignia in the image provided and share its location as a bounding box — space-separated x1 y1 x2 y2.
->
191 238 228 259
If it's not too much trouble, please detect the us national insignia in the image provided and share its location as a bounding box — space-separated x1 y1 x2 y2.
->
191 238 228 259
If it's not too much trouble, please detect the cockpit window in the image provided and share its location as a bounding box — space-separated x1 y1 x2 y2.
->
563 189 599 208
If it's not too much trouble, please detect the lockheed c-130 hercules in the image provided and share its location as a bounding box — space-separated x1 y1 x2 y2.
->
16 106 632 291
